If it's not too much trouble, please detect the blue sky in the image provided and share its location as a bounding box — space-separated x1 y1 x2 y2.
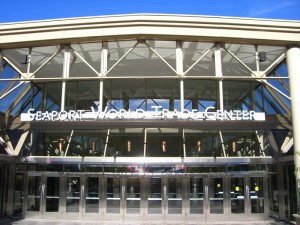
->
0 0 300 23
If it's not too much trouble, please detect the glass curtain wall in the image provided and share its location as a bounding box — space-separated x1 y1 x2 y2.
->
0 40 291 160
20 129 275 158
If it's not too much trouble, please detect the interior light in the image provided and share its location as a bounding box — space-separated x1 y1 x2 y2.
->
162 140 167 152
92 140 96 152
197 140 202 152
127 140 131 152
232 140 236 153
59 139 64 152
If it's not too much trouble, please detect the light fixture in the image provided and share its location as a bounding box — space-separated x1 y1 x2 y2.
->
162 140 167 152
197 140 202 152
232 140 236 153
92 141 96 152
258 51 266 62
59 139 64 152
127 140 131 152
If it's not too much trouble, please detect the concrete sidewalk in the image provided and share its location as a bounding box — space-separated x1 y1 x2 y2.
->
0 218 296 225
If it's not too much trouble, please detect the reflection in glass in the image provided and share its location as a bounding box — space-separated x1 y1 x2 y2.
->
106 178 120 214
126 178 140 214
147 130 182 157
209 178 223 214
250 177 264 213
107 40 174 77
231 177 245 214
184 80 217 111
14 174 24 216
223 131 260 157
107 129 144 157
66 177 80 213
44 82 61 111
65 81 99 111
148 178 162 214
223 81 251 111
185 130 221 157
27 176 41 211
183 41 215 77
69 42 102 78
85 177 99 213
222 44 256 77
168 178 182 214
190 178 204 214
46 177 59 212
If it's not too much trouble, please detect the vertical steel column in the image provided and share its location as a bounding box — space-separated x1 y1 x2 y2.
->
100 42 108 112
214 43 224 110
176 41 184 111
61 45 71 111
286 46 300 214
26 48 32 78
180 80 184 111
6 163 15 216
144 128 147 157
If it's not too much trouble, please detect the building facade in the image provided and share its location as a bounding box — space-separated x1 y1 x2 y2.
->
0 14 300 222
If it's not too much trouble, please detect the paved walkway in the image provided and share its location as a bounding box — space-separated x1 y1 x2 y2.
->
0 218 296 225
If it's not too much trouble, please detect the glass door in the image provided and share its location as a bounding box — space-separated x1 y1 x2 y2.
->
124 177 143 221
25 173 62 219
104 177 124 221
145 177 164 222
83 175 101 220
166 177 185 221
228 176 246 220
26 174 42 218
207 177 227 221
188 177 206 220
43 175 61 219
63 175 83 220
248 176 267 220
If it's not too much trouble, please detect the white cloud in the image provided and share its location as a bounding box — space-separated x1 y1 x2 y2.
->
248 1 298 17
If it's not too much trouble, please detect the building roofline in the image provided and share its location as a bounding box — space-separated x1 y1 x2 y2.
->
0 13 299 49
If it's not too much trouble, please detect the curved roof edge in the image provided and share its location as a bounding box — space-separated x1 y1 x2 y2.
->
0 13 299 48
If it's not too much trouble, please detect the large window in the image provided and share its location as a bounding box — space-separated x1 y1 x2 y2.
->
20 128 275 158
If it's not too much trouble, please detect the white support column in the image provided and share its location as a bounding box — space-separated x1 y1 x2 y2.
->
214 43 224 110
180 79 184 111
26 47 32 78
176 41 185 111
61 45 71 111
176 41 184 77
286 46 300 214
100 42 108 111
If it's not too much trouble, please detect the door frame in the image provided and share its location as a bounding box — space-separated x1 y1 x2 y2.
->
62 173 83 220
25 172 62 219
24 171 269 222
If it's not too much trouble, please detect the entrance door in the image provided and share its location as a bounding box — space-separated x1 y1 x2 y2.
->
145 177 164 221
103 176 144 222
63 175 83 220
124 177 143 221
248 176 267 220
145 176 185 222
103 176 124 221
207 177 227 221
25 173 61 219
188 177 206 220
166 177 185 221
229 176 246 220
82 175 101 220
227 175 268 221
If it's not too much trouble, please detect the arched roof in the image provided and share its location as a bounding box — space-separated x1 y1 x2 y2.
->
0 14 300 49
